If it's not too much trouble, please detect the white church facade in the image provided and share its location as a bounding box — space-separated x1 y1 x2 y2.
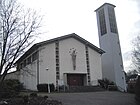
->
16 33 104 90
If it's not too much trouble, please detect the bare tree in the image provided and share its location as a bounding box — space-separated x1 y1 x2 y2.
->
131 35 140 73
0 0 42 84
127 69 139 76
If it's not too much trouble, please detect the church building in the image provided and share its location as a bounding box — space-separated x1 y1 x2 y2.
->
7 3 127 92
16 33 104 90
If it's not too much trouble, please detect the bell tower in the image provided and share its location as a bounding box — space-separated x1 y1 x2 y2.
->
95 3 126 91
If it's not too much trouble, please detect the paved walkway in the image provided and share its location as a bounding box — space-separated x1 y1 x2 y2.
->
44 91 137 105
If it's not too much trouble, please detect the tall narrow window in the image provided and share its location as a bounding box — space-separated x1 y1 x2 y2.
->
85 46 91 85
98 8 107 35
20 63 24 69
32 51 38 62
108 6 118 33
55 41 60 87
27 56 31 64
23 59 27 67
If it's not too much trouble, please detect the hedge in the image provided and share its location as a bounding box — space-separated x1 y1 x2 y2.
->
37 84 55 92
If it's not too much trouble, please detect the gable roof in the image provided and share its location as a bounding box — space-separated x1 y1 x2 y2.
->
16 33 105 63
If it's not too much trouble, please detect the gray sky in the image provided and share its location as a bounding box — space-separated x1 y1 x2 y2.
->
19 0 140 72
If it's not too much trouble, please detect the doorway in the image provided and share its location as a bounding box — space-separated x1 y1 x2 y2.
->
67 74 84 86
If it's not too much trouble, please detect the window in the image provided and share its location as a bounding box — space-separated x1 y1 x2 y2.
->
32 51 38 61
108 6 118 33
20 63 24 69
55 42 60 86
98 8 107 35
56 71 59 75
56 59 59 63
27 56 31 64
85 46 91 84
56 67 59 71
56 75 59 79
56 63 59 66
17 64 20 70
23 59 26 67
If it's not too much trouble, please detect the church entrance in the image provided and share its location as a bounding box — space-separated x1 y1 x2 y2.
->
67 74 84 86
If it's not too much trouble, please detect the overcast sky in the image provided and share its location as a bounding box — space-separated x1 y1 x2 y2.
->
18 0 140 72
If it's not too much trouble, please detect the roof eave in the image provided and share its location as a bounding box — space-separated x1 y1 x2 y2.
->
95 3 116 12
15 33 105 63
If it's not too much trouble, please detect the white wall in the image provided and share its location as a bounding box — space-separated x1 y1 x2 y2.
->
88 48 102 85
19 60 38 90
5 71 20 80
18 37 103 90
39 43 56 85
59 38 102 86
59 38 87 75
38 37 103 87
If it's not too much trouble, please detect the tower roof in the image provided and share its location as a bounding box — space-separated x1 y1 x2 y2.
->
95 3 116 12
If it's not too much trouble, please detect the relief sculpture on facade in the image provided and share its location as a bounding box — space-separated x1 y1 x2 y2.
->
69 48 77 70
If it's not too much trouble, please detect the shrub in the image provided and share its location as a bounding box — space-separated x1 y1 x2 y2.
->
108 85 118 91
37 83 55 92
127 81 136 93
0 79 23 99
0 96 62 105
4 79 23 91
98 78 117 90
30 93 38 97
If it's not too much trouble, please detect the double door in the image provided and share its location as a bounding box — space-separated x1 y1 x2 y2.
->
67 74 84 86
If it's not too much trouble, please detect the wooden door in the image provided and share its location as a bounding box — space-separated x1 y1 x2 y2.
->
67 74 84 86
